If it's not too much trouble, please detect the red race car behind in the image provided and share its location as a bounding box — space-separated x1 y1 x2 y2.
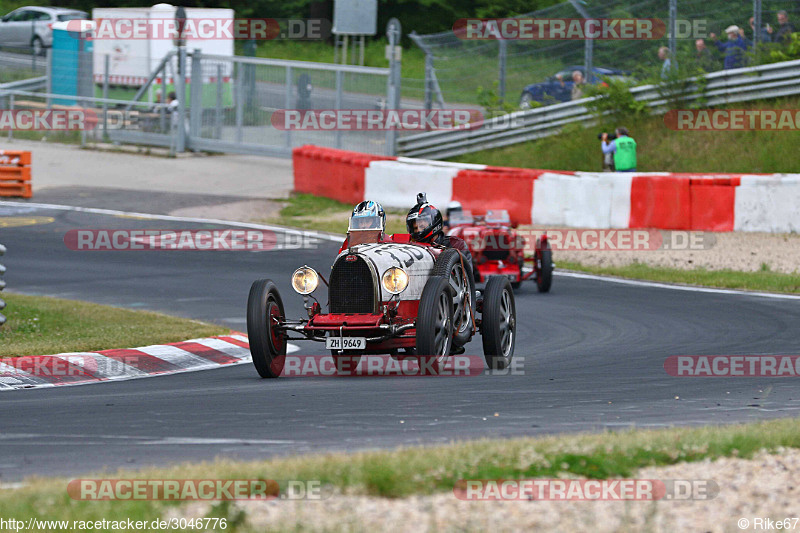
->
447 209 553 292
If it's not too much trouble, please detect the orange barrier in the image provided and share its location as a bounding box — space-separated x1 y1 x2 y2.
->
292 145 394 205
0 150 32 198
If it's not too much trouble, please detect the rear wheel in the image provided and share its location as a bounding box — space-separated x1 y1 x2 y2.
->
535 239 553 293
31 36 44 56
247 279 287 378
416 277 454 371
433 248 474 348
481 276 516 369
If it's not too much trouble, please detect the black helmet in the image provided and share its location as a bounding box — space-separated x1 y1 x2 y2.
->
406 196 443 243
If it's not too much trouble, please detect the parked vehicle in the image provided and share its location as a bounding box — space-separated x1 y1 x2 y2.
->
519 65 633 108
0 6 87 55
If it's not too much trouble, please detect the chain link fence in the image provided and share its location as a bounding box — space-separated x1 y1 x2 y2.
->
409 0 800 110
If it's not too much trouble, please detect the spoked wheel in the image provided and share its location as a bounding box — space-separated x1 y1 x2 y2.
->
330 352 363 375
433 248 475 348
416 277 454 372
535 238 553 293
481 276 516 370
247 279 287 378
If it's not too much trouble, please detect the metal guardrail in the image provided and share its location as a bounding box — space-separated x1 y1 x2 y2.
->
397 59 800 159
0 243 6 326
0 76 47 93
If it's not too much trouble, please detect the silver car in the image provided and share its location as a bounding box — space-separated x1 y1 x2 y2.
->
0 6 88 55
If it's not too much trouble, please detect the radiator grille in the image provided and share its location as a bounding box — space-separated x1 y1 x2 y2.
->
330 255 376 313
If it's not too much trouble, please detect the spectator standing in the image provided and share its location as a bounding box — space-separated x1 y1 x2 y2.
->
710 26 749 70
658 47 675 79
767 10 795 44
570 70 585 100
695 39 717 71
601 127 637 172
746 16 772 44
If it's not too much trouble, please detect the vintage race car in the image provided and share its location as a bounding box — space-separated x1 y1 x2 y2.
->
246 214 516 378
447 209 553 292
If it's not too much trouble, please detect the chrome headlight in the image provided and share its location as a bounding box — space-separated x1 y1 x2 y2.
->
292 266 319 295
381 267 409 295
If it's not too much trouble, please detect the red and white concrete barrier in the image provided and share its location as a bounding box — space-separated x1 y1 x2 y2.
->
292 146 800 232
0 334 268 391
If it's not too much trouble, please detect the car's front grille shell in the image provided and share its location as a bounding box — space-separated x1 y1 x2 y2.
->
330 255 376 314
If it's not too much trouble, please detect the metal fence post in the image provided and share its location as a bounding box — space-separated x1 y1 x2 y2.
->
498 39 507 103
284 66 293 149
0 243 5 326
753 0 763 52
176 47 187 152
385 18 402 156
424 52 433 112
7 94 13 141
335 69 343 149
668 0 677 61
103 54 110 139
215 64 223 139
189 49 202 143
235 61 244 144
569 0 593 83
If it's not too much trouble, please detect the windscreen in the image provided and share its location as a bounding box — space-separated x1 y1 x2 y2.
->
348 215 383 231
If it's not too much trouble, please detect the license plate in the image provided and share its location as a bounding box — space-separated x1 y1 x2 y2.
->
325 337 367 350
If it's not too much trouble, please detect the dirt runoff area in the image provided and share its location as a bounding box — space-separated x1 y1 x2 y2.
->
171 448 800 532
524 227 800 274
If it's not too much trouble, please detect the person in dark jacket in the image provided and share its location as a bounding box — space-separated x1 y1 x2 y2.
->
710 25 749 70
768 10 795 44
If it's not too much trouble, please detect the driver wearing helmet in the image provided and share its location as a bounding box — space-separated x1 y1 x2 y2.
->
340 200 386 252
406 193 472 265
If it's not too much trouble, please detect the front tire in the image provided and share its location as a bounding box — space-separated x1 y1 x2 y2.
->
247 279 287 378
433 248 474 348
535 239 553 293
481 276 516 369
416 277 454 369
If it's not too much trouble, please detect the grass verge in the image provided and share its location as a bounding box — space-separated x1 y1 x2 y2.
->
264 193 408 235
559 261 800 294
451 96 800 174
0 293 227 357
2 417 800 525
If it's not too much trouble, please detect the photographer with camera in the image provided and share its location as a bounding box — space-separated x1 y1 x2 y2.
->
600 127 637 172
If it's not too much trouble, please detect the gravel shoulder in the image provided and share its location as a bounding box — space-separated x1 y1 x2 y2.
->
527 227 800 275
173 448 800 532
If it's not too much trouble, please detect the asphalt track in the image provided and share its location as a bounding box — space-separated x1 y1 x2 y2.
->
1 201 800 483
